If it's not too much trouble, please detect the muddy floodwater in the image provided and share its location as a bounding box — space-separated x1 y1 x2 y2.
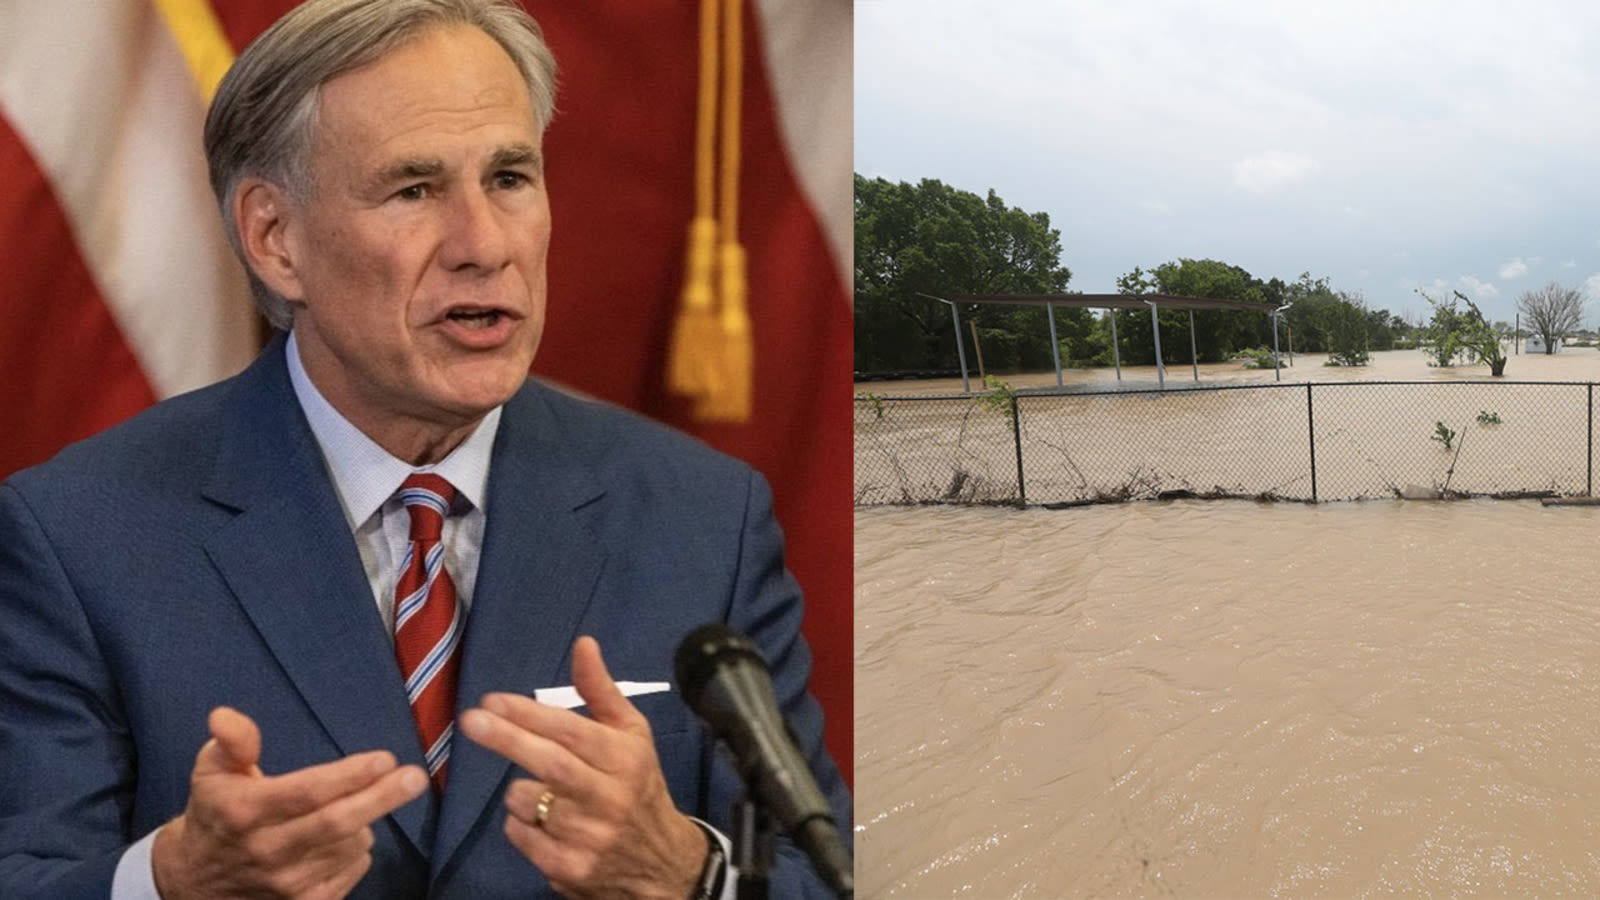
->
860 346 1600 395
855 347 1600 508
855 500 1600 897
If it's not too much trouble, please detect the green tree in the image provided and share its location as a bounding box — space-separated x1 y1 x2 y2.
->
1109 258 1275 364
853 174 1080 373
1362 302 1400 351
1278 273 1343 354
1323 295 1370 366
1115 266 1158 296
1419 288 1506 375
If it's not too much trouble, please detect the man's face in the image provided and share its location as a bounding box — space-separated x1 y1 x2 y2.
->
279 25 549 451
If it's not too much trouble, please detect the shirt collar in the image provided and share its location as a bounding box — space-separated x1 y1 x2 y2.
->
285 330 500 529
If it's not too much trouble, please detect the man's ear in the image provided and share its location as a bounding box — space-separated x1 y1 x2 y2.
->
235 178 306 302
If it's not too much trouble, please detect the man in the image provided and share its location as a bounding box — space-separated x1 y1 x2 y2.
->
0 0 850 897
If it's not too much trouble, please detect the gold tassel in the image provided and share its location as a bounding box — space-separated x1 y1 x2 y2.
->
671 0 752 422
668 217 722 397
696 0 751 422
698 243 751 421
668 0 724 400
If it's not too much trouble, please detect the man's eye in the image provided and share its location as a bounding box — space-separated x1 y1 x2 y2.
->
493 171 529 190
396 184 428 201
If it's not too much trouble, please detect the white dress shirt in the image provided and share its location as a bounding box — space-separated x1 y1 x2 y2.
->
114 333 732 898
285 330 498 626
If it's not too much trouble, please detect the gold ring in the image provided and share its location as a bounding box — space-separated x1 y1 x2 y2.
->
535 790 555 828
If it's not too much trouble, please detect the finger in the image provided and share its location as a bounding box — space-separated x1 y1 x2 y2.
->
502 778 589 843
262 826 375 892
570 636 648 732
194 707 263 777
273 764 429 848
459 706 595 794
477 692 605 751
502 807 593 893
503 811 566 879
245 760 425 875
249 751 414 823
503 779 550 828
305 852 375 900
471 692 640 786
264 829 377 900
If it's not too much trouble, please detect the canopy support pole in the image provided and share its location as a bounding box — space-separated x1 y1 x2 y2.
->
1272 302 1293 382
1110 310 1122 381
1047 302 1063 388
1189 309 1199 382
1144 300 1165 390
917 293 972 393
951 302 970 392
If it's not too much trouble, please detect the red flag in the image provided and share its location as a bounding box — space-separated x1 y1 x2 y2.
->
2 0 852 783
0 1 257 476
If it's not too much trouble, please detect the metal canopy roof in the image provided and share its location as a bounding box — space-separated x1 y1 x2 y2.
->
924 292 1289 392
950 293 1275 312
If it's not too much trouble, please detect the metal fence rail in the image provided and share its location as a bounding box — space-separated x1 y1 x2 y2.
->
853 382 1598 507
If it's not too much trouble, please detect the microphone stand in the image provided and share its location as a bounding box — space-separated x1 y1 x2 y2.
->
733 791 775 900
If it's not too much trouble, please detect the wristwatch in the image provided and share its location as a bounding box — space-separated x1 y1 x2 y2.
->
689 820 728 900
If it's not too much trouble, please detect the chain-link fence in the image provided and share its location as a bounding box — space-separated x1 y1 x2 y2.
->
853 382 1600 506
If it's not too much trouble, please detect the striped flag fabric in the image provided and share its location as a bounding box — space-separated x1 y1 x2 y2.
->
0 1 259 478
0 0 853 782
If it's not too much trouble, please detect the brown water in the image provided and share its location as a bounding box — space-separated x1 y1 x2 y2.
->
855 500 1600 897
862 346 1600 395
855 349 1600 507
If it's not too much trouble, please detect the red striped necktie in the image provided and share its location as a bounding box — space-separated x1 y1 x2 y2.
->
393 473 463 792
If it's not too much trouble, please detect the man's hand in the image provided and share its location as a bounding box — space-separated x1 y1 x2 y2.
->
151 707 429 899
460 636 707 899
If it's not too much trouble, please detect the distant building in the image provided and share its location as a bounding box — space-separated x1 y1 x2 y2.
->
1525 335 1563 354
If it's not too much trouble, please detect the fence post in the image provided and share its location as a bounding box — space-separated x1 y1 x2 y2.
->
1306 384 1318 503
1589 384 1593 497
1011 395 1026 508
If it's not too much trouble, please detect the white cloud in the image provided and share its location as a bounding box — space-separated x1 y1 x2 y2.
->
856 0 1600 310
1585 274 1600 298
1563 260 1578 268
1498 257 1528 279
1458 275 1499 298
1232 150 1320 193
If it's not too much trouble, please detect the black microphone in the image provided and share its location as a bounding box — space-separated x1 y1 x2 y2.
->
674 624 853 898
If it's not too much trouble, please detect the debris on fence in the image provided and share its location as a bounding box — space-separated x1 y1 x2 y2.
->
855 381 1597 508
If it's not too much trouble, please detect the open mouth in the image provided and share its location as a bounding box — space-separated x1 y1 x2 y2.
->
445 308 505 329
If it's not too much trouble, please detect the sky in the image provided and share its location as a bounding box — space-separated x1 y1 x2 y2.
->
854 0 1600 326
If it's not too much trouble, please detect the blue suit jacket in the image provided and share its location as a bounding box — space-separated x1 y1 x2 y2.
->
0 338 851 898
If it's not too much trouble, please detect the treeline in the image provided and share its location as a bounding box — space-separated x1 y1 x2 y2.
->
854 173 1082 373
1110 265 1408 367
854 174 1414 375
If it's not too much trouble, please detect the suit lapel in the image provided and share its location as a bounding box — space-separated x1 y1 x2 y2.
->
432 384 608 877
199 338 432 855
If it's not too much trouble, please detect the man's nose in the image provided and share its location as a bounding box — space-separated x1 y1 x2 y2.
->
439 185 513 272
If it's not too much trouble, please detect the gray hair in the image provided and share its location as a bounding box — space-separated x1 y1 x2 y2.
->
203 0 558 330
